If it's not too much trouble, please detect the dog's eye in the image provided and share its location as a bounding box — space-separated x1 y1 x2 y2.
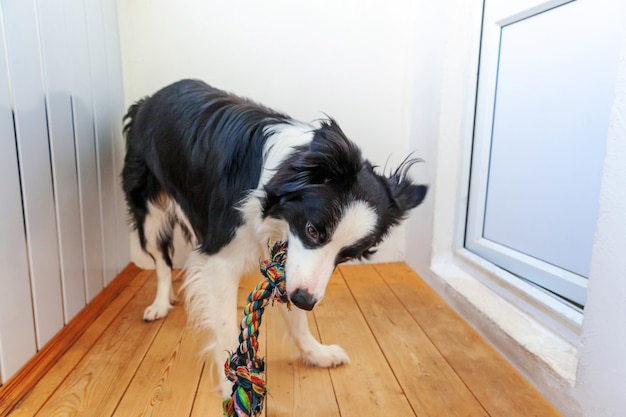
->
306 222 319 241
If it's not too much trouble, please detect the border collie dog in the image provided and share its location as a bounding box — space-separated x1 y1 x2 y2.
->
122 79 427 396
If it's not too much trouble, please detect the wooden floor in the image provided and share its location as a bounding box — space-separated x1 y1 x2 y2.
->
0 263 563 417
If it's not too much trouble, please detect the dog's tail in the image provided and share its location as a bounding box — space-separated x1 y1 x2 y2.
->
121 96 153 242
122 97 148 150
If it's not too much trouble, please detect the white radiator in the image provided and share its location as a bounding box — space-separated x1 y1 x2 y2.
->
0 0 128 384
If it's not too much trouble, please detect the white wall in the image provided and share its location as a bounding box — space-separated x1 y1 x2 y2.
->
117 0 425 267
574 34 626 417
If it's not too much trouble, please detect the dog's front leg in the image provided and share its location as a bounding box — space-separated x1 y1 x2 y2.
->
183 251 240 398
279 304 350 367
209 289 239 399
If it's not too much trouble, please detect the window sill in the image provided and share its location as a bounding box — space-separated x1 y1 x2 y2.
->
429 253 579 387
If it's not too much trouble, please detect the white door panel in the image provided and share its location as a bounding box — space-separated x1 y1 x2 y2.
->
0 17 37 382
3 0 64 347
102 0 131 275
65 0 105 302
0 0 126 384
37 0 87 323
86 0 118 285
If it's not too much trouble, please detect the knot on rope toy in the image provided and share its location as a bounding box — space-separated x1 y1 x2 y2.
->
223 242 289 417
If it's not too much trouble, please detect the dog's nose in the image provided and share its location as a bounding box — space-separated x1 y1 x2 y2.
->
289 288 317 311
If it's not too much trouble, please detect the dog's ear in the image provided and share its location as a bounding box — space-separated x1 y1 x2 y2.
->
306 119 362 185
264 119 362 201
384 158 428 218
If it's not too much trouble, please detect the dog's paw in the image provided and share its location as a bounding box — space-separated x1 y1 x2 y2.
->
302 344 350 368
143 302 172 322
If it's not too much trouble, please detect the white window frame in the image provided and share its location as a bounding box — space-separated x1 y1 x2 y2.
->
463 0 626 309
429 0 586 349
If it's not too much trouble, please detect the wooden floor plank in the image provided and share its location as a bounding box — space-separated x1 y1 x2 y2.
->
340 264 489 417
188 361 227 417
376 263 563 417
7 269 151 417
313 270 416 417
1 264 143 417
3 263 563 417
31 272 166 417
264 307 340 417
112 273 204 417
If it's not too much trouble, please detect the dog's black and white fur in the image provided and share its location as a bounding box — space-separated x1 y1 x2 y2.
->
122 79 427 396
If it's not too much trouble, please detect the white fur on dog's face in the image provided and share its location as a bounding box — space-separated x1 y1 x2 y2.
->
284 201 378 305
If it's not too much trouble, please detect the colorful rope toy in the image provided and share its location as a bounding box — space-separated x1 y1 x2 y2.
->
223 242 289 417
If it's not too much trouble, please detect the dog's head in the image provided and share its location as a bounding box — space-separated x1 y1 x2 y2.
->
263 120 427 310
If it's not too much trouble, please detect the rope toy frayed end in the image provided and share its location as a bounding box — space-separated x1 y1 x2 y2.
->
222 242 289 417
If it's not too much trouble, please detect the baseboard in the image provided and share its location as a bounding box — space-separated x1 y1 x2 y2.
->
0 263 142 417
